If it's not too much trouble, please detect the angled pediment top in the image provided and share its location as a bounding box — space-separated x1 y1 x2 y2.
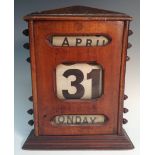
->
24 5 132 21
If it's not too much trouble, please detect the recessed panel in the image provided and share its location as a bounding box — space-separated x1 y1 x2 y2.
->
50 35 111 47
56 63 103 100
34 20 124 135
52 115 106 126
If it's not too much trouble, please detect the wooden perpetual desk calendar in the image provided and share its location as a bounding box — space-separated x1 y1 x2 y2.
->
22 6 134 150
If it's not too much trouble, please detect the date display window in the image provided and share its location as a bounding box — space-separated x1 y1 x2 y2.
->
56 63 103 100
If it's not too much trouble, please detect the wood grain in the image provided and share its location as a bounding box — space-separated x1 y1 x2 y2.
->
31 20 124 135
22 129 134 150
23 6 133 150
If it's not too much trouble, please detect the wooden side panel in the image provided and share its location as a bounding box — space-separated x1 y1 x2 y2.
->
28 21 39 135
117 21 129 135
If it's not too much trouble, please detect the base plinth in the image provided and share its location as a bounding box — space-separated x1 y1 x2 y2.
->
22 129 134 150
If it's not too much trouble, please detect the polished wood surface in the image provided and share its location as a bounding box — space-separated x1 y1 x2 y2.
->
31 20 124 135
23 6 133 149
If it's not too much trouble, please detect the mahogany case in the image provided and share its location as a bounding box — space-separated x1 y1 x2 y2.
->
22 6 134 150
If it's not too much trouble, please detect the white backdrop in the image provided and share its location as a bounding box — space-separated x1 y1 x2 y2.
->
14 0 140 155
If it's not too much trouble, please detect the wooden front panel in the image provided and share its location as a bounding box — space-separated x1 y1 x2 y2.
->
32 20 124 135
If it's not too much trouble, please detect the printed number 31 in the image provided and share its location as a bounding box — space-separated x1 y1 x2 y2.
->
62 69 102 99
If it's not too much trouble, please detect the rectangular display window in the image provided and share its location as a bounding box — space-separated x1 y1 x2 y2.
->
56 63 103 100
